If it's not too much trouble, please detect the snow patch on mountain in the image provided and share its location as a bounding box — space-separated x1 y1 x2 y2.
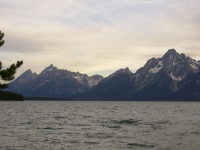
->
73 75 84 84
73 74 103 87
170 73 183 81
169 55 174 60
47 68 53 71
190 63 198 70
88 78 100 87
172 54 177 66
149 61 163 73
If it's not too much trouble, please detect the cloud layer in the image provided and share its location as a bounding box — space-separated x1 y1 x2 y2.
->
0 0 200 77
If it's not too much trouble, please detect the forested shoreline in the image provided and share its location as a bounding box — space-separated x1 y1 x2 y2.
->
0 90 24 101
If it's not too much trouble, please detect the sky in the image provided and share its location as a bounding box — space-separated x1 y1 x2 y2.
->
0 0 200 77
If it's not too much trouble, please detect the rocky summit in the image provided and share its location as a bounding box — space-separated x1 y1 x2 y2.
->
132 49 200 92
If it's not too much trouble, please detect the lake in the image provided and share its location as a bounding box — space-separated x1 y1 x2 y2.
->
0 101 200 150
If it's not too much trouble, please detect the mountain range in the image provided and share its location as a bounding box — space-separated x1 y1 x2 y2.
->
6 49 200 100
6 64 103 98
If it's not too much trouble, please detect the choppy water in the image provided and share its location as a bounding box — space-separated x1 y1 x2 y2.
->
0 101 200 150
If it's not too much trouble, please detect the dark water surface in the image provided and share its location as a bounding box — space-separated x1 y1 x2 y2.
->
0 101 200 150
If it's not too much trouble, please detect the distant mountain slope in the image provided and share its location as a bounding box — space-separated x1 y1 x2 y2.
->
6 64 104 98
74 71 133 100
72 49 200 101
177 72 200 100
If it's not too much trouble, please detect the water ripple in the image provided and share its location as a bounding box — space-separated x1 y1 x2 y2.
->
0 101 200 150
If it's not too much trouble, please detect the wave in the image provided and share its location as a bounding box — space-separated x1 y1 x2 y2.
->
127 142 155 148
112 119 142 125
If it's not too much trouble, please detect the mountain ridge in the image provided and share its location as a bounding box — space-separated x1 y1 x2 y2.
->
71 49 200 100
6 64 104 98
6 49 200 100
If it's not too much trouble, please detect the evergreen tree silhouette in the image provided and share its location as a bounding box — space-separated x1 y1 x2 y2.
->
0 31 23 89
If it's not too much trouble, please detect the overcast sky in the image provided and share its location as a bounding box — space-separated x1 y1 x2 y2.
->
0 0 200 77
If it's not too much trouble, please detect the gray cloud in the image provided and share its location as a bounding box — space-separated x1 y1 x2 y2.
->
0 0 200 77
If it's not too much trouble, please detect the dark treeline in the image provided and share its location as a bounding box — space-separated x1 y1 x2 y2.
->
25 97 70 100
0 90 24 101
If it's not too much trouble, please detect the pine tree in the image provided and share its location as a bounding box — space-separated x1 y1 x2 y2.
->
0 31 23 89
0 31 5 47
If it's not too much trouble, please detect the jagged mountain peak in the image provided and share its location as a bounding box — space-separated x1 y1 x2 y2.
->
163 48 177 57
116 67 131 74
134 49 200 92
23 69 32 75
42 64 58 73
90 74 104 80
9 69 38 87
109 67 132 78
20 69 38 78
